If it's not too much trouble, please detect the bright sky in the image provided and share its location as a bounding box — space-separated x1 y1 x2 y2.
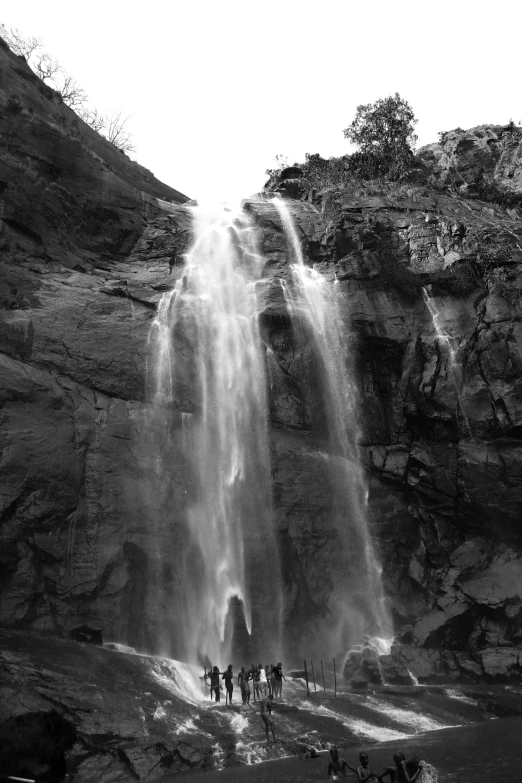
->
2 1 520 201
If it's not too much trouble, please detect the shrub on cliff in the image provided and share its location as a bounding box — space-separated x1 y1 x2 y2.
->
343 93 418 181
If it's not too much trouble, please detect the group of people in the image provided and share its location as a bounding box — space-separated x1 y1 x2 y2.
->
327 747 424 782
203 662 286 706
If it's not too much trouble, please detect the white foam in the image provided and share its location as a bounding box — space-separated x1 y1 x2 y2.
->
297 700 411 742
366 697 456 733
147 658 206 704
228 711 249 734
153 705 167 720
235 740 266 765
444 689 477 706
419 762 440 783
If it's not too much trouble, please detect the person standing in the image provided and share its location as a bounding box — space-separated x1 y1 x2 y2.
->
253 664 261 701
265 664 272 696
205 666 222 702
259 693 275 741
272 662 286 700
258 663 268 698
249 663 258 701
238 666 250 705
222 664 234 706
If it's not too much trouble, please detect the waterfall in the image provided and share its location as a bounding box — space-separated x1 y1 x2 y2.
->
148 205 281 665
273 198 392 650
422 285 471 436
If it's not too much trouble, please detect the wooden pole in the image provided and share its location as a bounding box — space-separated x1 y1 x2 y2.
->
303 659 311 698
333 658 337 697
311 660 317 693
321 659 326 695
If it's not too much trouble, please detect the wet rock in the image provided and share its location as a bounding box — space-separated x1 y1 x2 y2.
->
69 626 103 645
480 648 522 680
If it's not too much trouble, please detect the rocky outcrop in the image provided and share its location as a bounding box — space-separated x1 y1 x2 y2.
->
418 124 522 196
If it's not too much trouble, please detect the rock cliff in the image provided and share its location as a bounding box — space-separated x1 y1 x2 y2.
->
2 29 522 686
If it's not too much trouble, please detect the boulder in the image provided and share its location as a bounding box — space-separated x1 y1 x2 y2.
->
480 648 521 680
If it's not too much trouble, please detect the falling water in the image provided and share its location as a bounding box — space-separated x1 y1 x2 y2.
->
422 285 471 436
273 198 392 649
148 205 280 665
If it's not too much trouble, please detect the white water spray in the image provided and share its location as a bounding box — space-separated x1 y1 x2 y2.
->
273 198 392 647
422 285 471 436
148 205 281 665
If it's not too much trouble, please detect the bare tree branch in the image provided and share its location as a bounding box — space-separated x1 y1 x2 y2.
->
104 111 135 153
33 52 61 83
60 74 88 110
78 107 107 133
0 23 42 59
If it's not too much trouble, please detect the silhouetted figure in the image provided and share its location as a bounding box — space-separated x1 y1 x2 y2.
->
238 666 250 705
265 664 272 696
272 661 286 700
377 753 423 782
356 752 378 782
250 663 259 701
258 662 268 698
327 745 354 778
222 664 234 705
0 710 77 783
205 665 222 702
259 693 275 741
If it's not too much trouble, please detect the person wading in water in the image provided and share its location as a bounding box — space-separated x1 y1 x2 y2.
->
259 693 275 741
222 664 234 706
327 746 352 778
356 752 379 782
204 666 222 702
377 753 424 782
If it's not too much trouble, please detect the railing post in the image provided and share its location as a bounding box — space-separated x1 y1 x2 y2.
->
311 660 317 693
333 657 337 697
321 659 326 695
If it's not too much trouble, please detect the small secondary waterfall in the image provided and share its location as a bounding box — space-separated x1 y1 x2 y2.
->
422 285 471 436
273 198 392 650
148 205 281 665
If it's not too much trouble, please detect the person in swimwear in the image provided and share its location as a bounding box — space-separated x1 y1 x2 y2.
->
377 752 423 782
327 745 354 778
237 666 250 705
260 693 275 741
355 752 378 782
222 664 234 705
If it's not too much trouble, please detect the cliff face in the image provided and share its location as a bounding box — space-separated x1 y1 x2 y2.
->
418 123 522 195
2 38 522 683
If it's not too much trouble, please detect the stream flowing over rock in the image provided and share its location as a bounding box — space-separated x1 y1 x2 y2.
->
2 28 522 779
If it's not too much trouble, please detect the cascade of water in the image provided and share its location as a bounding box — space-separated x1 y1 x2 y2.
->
273 198 392 650
148 205 281 665
422 285 471 436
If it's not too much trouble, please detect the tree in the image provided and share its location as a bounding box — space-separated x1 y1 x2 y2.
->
0 23 41 59
343 93 418 180
58 74 87 110
105 111 135 153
